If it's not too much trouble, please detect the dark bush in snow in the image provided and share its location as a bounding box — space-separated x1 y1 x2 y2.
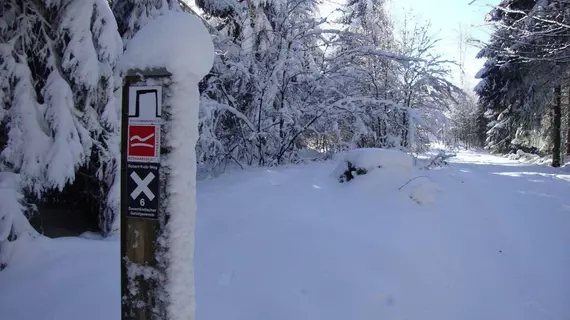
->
508 144 542 156
334 148 413 182
339 162 369 183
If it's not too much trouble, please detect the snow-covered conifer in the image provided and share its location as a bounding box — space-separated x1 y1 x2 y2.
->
0 0 122 236
112 0 182 45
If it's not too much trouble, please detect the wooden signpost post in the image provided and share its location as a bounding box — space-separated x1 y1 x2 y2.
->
118 10 214 320
120 69 171 320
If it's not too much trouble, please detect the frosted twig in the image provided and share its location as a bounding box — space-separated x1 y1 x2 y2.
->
398 176 432 190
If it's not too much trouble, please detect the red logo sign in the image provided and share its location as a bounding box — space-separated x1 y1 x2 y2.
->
128 125 158 160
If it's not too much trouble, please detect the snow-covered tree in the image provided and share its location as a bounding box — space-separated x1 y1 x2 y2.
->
0 0 122 237
112 0 182 44
195 0 457 168
446 90 485 149
330 0 406 149
393 12 462 151
474 0 569 166
197 0 340 166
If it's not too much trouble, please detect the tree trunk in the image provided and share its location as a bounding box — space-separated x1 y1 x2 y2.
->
566 86 570 155
402 111 409 148
552 85 562 167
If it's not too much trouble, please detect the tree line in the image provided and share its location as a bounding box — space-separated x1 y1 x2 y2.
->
451 0 570 167
0 0 458 249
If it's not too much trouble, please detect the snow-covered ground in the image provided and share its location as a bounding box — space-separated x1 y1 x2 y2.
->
2 150 570 320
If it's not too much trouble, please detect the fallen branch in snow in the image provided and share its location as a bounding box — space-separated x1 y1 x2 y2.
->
398 176 432 191
421 150 456 170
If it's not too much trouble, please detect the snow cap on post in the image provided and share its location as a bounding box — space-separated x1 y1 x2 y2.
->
120 12 214 78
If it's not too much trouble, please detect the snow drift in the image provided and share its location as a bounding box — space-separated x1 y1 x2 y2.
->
341 148 414 171
332 148 439 204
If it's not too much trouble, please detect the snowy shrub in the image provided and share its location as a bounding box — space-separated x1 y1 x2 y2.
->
334 148 413 182
508 144 542 156
421 150 456 169
507 149 553 165
339 162 369 183
0 173 37 270
1 0 122 236
507 149 536 161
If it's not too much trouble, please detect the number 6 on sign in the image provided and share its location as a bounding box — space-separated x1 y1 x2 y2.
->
126 163 159 220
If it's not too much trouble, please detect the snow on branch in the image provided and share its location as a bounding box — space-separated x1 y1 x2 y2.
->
331 45 421 63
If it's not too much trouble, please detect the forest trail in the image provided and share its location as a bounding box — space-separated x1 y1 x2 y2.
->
195 150 570 320
1 150 570 320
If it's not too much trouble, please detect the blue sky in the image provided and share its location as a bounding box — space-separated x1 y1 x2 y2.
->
319 0 499 89
388 0 499 88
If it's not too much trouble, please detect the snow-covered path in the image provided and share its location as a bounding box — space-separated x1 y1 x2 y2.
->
195 151 570 320
425 152 570 320
1 150 569 320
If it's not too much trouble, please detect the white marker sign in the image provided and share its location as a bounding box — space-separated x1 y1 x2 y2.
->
128 86 162 123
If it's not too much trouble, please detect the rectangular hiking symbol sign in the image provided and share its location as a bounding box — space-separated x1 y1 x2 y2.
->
126 162 160 220
128 86 162 123
127 124 160 163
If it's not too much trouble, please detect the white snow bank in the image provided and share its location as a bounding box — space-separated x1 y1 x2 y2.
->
407 178 441 205
345 148 413 170
0 237 119 320
506 150 553 165
296 148 325 162
120 11 214 78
